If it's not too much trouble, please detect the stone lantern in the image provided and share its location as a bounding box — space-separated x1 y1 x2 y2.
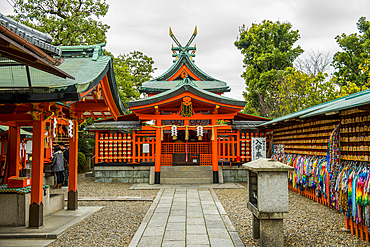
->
243 158 294 247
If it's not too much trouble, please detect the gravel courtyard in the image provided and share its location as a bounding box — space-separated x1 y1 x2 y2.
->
47 175 158 247
215 182 369 247
47 176 370 246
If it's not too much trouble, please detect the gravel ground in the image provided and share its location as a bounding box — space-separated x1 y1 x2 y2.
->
215 182 370 247
47 174 158 247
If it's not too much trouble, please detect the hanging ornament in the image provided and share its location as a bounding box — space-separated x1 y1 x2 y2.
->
171 125 177 140
68 120 74 138
53 118 57 138
196 126 203 140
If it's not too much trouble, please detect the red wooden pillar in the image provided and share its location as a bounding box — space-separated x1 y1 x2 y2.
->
8 124 20 177
29 117 45 228
211 119 219 183
95 132 99 165
154 126 162 184
68 119 78 210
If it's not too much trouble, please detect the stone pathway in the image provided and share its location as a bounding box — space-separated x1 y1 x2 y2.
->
129 188 244 247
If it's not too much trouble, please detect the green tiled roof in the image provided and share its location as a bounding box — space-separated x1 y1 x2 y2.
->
128 83 246 108
0 184 49 194
0 125 32 137
260 88 370 127
141 80 230 93
140 53 230 94
0 44 125 113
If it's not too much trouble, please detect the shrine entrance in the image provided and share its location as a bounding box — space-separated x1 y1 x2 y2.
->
162 142 211 166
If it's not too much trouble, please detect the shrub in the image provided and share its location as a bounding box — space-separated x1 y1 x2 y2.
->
78 152 86 173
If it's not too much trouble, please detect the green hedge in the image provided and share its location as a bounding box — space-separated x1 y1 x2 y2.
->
78 152 86 173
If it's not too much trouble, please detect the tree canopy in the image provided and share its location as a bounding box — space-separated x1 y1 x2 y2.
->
12 0 110 46
332 17 370 88
270 68 338 118
235 20 304 117
110 51 157 109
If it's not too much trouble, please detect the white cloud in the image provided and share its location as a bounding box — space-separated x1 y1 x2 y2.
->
1 0 369 101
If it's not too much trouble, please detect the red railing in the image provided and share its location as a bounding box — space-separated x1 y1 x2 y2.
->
96 131 272 166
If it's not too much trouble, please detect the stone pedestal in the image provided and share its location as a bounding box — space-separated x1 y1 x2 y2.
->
252 214 260 239
260 219 283 247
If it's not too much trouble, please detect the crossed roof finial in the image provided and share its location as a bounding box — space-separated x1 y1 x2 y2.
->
169 26 197 62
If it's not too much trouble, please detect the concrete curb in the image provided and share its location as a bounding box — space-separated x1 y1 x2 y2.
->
128 189 164 247
210 189 244 247
0 206 103 240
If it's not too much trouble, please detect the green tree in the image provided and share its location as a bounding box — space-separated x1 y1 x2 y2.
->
271 68 338 118
12 0 109 46
332 17 370 87
110 51 157 108
235 20 304 117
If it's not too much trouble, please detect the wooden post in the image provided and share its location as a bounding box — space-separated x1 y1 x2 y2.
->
29 117 45 228
68 119 78 210
155 127 162 184
95 132 99 165
211 119 219 183
8 124 20 177
132 132 136 163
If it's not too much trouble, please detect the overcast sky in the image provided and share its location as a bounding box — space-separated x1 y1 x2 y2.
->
1 0 370 100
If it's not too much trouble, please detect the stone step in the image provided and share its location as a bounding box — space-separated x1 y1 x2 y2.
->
160 177 213 184
159 166 213 184
160 171 212 178
161 166 213 172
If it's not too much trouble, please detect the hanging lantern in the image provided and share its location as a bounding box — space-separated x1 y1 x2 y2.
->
171 125 178 140
197 126 203 140
53 118 57 137
68 120 74 138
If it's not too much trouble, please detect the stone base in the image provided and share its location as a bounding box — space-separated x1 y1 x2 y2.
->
94 166 151 183
29 201 43 228
260 219 283 247
155 172 160 184
252 214 260 239
68 190 78 210
222 167 248 183
213 171 219 183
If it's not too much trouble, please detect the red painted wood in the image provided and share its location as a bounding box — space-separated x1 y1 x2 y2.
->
30 118 45 204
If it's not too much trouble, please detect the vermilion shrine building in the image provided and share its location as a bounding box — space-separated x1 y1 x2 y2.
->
88 28 271 184
0 14 124 227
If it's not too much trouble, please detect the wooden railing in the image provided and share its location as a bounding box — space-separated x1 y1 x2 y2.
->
96 131 271 166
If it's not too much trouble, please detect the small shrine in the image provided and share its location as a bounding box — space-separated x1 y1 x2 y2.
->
88 28 271 184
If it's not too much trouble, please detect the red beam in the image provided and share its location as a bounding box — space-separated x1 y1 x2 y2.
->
0 114 33 121
73 102 108 111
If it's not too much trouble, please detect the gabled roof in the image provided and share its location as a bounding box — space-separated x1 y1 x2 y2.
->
141 53 230 94
0 24 74 80
129 83 246 108
140 28 231 94
0 43 125 114
0 13 61 55
260 88 370 127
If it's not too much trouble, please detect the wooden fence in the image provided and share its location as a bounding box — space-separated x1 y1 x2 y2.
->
96 130 271 165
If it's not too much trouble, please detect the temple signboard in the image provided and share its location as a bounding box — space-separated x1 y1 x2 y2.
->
252 137 266 161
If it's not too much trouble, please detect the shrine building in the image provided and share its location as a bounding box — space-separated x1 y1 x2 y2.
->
88 28 271 184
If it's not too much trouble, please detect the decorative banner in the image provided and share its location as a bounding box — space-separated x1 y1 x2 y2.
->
68 120 74 138
53 118 57 137
252 137 266 161
274 144 284 155
180 97 193 117
196 126 203 140
142 143 150 153
171 125 178 140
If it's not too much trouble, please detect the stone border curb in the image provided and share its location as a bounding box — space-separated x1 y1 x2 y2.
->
0 206 103 239
128 189 164 247
210 189 244 247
